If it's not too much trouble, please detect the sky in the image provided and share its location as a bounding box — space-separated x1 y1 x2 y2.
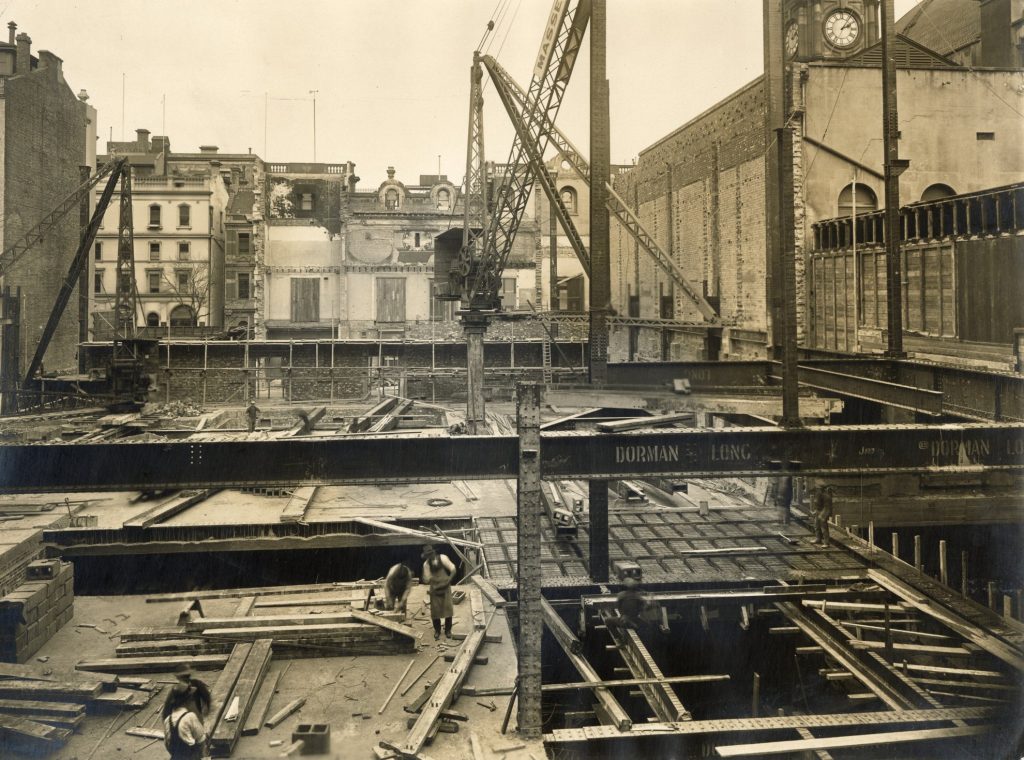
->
6 0 918 187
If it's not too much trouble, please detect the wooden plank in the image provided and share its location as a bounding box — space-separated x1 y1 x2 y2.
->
124 489 219 529
280 407 326 438
0 681 103 701
470 576 505 607
197 623 391 639
186 611 402 632
242 669 282 736
353 517 481 549
204 643 252 734
0 663 119 690
349 397 402 433
252 593 367 609
125 727 164 739
280 486 317 523
211 638 272 755
0 700 84 718
349 610 418 640
76 655 229 674
0 713 71 750
265 697 305 728
714 725 991 757
146 581 380 603
596 412 694 432
542 675 729 692
233 596 256 617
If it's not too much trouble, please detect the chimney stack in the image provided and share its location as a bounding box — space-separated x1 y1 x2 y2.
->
8 22 16 45
135 128 151 149
199 145 219 155
15 32 30 74
979 0 1016 67
37 50 61 77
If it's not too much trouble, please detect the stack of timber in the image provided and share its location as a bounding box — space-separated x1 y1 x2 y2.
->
206 640 273 757
0 662 157 753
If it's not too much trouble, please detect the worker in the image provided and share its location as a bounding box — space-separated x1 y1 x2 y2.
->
606 577 647 630
811 484 836 546
422 545 455 640
162 664 211 721
245 399 260 433
384 562 414 620
162 682 209 759
776 474 794 526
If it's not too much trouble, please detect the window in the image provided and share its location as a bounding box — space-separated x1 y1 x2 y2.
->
300 192 314 211
176 271 189 291
120 273 133 293
921 183 956 202
94 242 102 261
149 242 160 261
430 279 455 322
169 305 196 327
837 183 878 217
238 232 251 255
93 270 103 293
414 232 421 248
976 132 995 141
500 277 517 310
436 188 451 211
237 272 250 300
384 188 400 210
146 312 159 327
178 204 191 227
149 204 161 227
375 277 406 322
290 278 320 322
148 271 161 293
178 242 190 261
560 186 578 215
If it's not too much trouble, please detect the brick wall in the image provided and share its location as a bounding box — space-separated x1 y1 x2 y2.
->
2 63 89 371
610 77 770 360
0 560 74 663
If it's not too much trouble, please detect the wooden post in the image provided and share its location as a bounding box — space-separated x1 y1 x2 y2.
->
891 532 899 561
987 582 997 611
939 540 948 586
883 601 894 663
751 672 760 718
1002 595 1013 620
961 551 969 598
913 535 922 572
868 521 875 551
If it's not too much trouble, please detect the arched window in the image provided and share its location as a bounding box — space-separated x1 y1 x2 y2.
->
921 183 956 202
837 183 878 217
560 186 578 215
436 188 451 211
385 188 400 210
146 312 160 327
169 305 196 327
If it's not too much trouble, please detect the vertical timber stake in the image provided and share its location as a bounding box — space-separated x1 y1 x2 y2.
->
516 382 542 738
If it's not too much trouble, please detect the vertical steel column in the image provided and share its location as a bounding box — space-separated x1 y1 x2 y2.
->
466 318 487 434
77 165 92 367
588 0 610 386
589 480 609 584
881 0 905 357
516 382 543 738
763 0 786 353
549 188 559 317
0 287 20 415
777 127 801 427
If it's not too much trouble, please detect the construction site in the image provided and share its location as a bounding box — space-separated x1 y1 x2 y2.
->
0 0 1022 758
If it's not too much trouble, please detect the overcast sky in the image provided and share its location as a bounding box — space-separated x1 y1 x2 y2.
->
8 1 917 187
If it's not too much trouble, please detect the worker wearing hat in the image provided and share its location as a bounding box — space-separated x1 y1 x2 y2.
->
422 545 456 640
161 663 211 723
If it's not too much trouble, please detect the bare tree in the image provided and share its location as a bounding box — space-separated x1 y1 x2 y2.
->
162 265 209 326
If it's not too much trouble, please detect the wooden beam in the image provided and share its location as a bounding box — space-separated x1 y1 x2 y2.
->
542 674 728 692
185 611 402 632
123 489 219 529
210 638 272 755
280 406 326 437
241 670 281 736
280 486 317 524
353 517 481 550
542 599 631 732
204 642 252 734
76 655 229 673
595 412 694 432
146 581 380 603
715 725 991 757
265 697 305 728
349 610 418 640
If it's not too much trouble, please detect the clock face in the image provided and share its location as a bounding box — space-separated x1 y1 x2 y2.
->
785 21 800 58
824 9 861 49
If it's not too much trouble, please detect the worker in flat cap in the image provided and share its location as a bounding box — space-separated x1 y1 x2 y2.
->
163 679 209 759
422 545 456 640
384 562 414 620
161 663 211 722
811 484 836 547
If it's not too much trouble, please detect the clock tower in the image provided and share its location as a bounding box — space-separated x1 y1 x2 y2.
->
783 1 881 61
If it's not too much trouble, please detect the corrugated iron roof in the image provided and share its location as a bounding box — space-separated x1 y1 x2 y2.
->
896 0 980 56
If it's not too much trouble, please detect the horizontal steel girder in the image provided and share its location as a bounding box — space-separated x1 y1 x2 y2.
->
770 362 944 415
0 423 1022 493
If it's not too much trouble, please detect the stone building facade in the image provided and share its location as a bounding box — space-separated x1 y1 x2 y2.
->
0 22 96 372
609 0 1024 361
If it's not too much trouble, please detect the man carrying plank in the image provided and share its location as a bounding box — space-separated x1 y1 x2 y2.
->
422 546 455 640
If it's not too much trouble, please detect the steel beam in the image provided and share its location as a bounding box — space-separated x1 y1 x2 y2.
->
602 618 689 722
1 423 1022 492
771 363 944 416
588 480 609 582
516 383 543 738
541 598 632 732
